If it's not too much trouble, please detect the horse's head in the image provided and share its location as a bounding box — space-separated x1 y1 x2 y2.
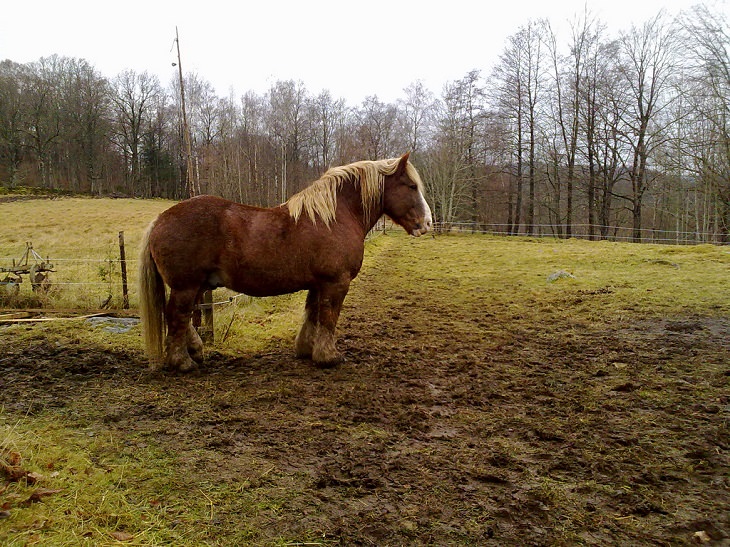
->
383 153 433 237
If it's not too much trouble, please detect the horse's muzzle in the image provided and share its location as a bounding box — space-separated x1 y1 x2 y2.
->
410 216 433 237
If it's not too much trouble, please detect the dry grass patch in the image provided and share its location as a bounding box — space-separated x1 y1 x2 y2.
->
1 197 173 309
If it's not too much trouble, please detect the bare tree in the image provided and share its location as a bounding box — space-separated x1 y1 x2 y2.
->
356 95 398 160
545 11 604 238
266 79 309 201
181 73 223 194
616 12 679 241
111 70 161 196
591 39 628 238
492 37 525 233
22 56 64 189
239 91 273 206
0 60 28 188
442 70 488 227
307 90 345 172
680 5 730 240
58 58 111 194
421 139 472 229
397 80 438 154
522 21 547 235
492 22 546 234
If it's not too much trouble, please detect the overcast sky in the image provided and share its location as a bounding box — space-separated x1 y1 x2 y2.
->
2 0 724 105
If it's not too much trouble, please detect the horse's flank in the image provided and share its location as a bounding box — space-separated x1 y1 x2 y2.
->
285 157 425 228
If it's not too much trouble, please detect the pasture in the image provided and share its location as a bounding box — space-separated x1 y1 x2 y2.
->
1 197 729 546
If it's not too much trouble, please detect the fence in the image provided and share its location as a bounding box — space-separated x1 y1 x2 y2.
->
433 222 728 245
1 222 725 331
0 232 137 311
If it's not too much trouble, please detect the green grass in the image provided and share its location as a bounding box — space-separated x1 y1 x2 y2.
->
1 412 333 545
1 199 729 545
1 413 179 546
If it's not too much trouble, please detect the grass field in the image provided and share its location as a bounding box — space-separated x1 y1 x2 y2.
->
0 197 173 309
1 197 729 545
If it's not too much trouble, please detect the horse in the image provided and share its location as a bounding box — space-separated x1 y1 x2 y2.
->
138 152 432 372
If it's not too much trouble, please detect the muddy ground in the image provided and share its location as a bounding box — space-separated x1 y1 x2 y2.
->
1 243 729 546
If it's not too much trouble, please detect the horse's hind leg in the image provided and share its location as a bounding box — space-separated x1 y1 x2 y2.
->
187 323 204 364
186 290 206 364
165 287 199 372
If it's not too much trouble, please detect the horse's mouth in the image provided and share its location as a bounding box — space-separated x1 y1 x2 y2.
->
410 220 433 237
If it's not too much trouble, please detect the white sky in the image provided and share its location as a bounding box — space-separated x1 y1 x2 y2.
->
2 0 725 105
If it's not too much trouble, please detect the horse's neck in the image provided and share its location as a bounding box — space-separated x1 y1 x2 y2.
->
340 182 382 234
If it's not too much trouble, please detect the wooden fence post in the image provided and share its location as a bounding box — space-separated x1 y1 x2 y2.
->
118 231 129 309
193 290 214 342
202 290 214 342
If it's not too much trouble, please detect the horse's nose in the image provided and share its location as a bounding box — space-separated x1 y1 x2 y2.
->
423 209 433 232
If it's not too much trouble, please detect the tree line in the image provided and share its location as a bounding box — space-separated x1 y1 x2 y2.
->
0 4 727 242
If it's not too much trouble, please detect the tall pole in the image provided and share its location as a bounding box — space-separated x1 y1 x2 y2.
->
176 26 196 198
176 27 211 336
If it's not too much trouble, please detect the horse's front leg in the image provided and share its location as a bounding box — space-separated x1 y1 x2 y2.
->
311 279 350 368
295 289 318 359
165 287 199 372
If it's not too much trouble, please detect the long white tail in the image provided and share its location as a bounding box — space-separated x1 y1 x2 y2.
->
138 221 166 367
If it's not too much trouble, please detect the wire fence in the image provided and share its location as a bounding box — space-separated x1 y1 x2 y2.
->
433 222 728 245
1 221 726 314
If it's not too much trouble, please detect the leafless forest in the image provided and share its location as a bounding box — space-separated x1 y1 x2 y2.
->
0 5 727 242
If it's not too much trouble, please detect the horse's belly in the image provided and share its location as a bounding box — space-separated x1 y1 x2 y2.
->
223 268 311 298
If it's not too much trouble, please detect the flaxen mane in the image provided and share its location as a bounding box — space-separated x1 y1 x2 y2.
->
286 157 424 227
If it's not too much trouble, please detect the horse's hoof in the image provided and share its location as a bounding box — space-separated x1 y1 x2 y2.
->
189 348 205 364
167 354 199 373
295 348 313 360
178 359 199 373
313 354 344 369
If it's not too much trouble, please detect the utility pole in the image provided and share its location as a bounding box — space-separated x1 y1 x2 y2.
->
175 27 210 338
175 26 197 197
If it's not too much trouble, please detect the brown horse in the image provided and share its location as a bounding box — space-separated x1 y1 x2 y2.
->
139 152 432 372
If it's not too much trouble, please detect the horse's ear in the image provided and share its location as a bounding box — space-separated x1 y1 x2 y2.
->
396 152 410 175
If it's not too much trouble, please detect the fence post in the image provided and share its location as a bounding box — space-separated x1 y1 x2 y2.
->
118 231 129 309
193 291 214 343
202 290 214 342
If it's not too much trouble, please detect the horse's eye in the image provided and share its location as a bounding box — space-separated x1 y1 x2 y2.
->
409 184 418 190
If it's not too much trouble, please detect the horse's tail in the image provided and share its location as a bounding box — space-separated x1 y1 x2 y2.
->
139 221 166 367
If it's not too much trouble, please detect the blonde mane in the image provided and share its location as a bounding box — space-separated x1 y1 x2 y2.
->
285 157 423 228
